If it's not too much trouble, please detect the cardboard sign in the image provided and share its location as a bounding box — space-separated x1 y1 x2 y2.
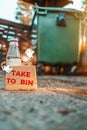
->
5 65 37 90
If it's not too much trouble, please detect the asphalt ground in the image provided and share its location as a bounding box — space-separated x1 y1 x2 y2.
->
0 70 87 130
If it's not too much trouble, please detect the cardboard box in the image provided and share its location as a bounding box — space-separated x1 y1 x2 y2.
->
5 65 37 90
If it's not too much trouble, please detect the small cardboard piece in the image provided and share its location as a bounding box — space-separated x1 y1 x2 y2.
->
5 65 37 90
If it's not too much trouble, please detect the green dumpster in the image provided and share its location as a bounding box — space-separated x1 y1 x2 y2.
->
36 6 83 65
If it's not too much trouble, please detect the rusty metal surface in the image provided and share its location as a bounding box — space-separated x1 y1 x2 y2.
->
0 18 31 41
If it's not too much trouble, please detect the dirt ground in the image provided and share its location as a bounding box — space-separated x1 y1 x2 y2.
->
0 70 87 130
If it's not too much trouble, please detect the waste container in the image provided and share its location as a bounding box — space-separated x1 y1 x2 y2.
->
35 6 83 74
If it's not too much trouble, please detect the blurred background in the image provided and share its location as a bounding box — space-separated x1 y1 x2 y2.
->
0 0 87 75
0 0 86 24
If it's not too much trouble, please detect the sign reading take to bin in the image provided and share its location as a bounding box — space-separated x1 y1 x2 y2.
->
5 65 37 90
